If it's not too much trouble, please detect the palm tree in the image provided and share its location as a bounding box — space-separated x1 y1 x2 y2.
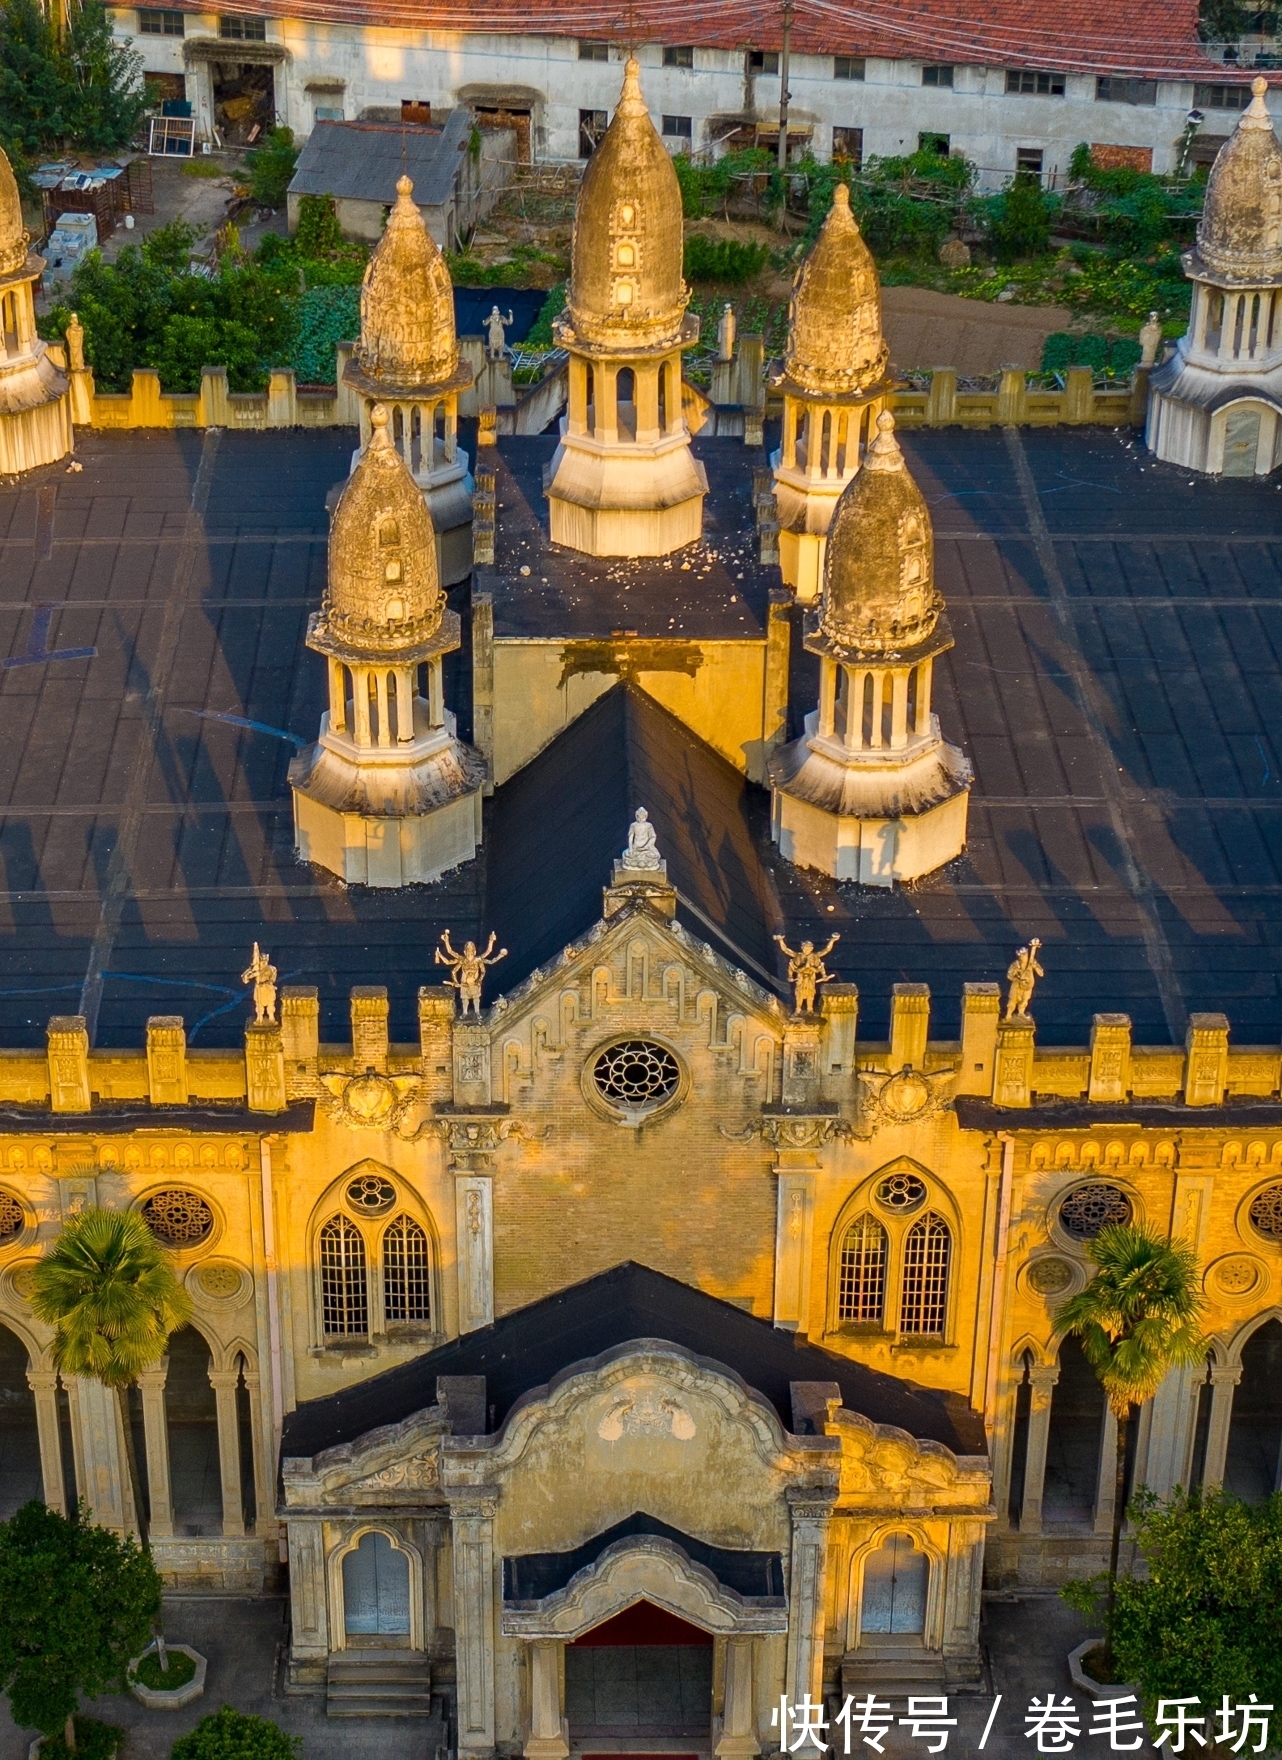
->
1054 1222 1206 1671
28 1206 191 1551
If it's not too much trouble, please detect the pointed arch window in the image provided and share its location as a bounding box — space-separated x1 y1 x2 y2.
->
321 1215 368 1337
898 1211 951 1337
383 1214 431 1326
838 1214 886 1323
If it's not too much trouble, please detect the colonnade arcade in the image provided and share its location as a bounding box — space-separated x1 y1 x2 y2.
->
815 650 939 757
564 348 685 446
359 396 460 483
324 655 445 749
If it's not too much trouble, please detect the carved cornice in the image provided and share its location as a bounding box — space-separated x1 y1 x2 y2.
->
853 1064 957 1136
721 1112 851 1150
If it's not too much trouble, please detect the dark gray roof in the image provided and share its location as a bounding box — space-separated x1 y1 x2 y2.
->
3 424 1282 1052
503 1511 785 1602
287 110 470 208
279 1261 988 1460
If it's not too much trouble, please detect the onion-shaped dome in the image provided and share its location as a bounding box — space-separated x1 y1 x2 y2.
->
784 184 888 394
564 58 688 350
0 146 30 278
1198 77 1282 283
353 175 459 388
820 412 942 653
320 405 443 653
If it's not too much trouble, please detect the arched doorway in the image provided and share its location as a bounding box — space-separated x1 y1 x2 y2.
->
165 1326 221 1534
0 1325 43 1517
1222 405 1263 477
1225 1319 1282 1502
343 1531 411 1641
565 1602 713 1738
1042 1333 1105 1524
860 1533 928 1638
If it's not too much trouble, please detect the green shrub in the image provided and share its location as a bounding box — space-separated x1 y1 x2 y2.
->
295 193 343 258
132 1648 196 1691
0 0 143 155
152 314 266 393
525 282 566 346
38 1718 122 1760
987 172 1059 262
672 153 705 218
291 284 359 384
245 126 297 209
682 233 769 284
172 1708 301 1760
1040 332 1143 376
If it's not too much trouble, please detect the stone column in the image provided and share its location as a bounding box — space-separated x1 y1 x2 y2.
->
71 1375 133 1533
524 1639 569 1760
784 1484 838 1755
245 1021 286 1113
208 1367 246 1538
26 1369 66 1515
1202 1366 1241 1488
816 663 837 739
1093 1406 1119 1536
1016 1366 1058 1535
715 1637 760 1759
286 1516 330 1681
137 1360 174 1537
455 1174 494 1334
328 658 347 732
889 670 909 749
451 1491 499 1760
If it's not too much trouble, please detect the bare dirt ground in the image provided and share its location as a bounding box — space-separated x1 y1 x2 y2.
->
882 283 1073 374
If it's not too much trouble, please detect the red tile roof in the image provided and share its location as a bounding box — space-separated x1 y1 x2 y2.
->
174 0 1246 83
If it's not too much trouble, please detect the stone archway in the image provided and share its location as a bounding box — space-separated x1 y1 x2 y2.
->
0 1323 43 1517
1225 1318 1282 1501
565 1602 712 1740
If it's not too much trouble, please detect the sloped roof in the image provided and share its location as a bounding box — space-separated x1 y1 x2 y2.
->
287 111 470 210
280 1259 988 1460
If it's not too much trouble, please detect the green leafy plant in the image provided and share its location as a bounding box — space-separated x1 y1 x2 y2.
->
172 1708 301 1760
0 0 143 155
1041 332 1142 376
291 284 359 384
524 281 565 346
1054 1224 1206 1673
0 1501 160 1749
39 1718 122 1760
244 126 297 209
132 1648 196 1691
986 172 1059 262
295 193 343 258
682 233 769 284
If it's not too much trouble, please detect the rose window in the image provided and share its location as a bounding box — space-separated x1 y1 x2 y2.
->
345 1173 396 1215
1248 1182 1282 1242
592 1040 680 1114
1058 1182 1132 1240
141 1190 214 1247
875 1171 927 1212
0 1194 23 1240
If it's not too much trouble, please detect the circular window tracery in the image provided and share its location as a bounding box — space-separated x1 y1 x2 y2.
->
0 1194 23 1241
345 1173 396 1215
141 1189 214 1247
1248 1182 1282 1242
592 1039 681 1115
875 1171 927 1212
1058 1182 1132 1240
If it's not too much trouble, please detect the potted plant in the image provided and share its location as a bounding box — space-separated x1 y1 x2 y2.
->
129 1638 207 1709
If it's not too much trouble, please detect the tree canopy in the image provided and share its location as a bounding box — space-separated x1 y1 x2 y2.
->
0 0 144 159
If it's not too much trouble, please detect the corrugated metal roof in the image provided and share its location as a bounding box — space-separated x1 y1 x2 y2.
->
287 108 470 209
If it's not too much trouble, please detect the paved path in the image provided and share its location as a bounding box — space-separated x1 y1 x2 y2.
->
882 285 1074 376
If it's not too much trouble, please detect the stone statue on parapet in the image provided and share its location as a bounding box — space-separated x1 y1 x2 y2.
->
485 305 514 358
241 943 277 1024
622 807 663 871
775 933 840 1015
1005 938 1044 1020
436 930 508 1016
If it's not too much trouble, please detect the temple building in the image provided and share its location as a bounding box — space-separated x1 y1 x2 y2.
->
770 186 891 603
343 174 476 583
769 412 971 885
289 402 485 886
544 59 707 557
0 146 73 477
1147 77 1282 476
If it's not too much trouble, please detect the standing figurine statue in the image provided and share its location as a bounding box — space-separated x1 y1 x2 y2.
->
717 302 736 362
775 934 840 1015
1005 938 1044 1021
1139 310 1164 368
241 942 278 1024
436 930 508 1016
622 807 663 870
485 305 515 358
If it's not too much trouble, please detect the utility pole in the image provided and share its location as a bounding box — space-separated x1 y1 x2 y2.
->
777 0 794 173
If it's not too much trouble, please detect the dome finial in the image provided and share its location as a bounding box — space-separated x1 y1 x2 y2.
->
369 402 391 446
833 183 850 208
395 173 414 202
864 410 905 472
1244 75 1273 125
618 55 647 115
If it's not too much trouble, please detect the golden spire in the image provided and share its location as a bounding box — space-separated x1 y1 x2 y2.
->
784 184 889 394
0 145 29 278
354 174 459 389
1197 76 1282 283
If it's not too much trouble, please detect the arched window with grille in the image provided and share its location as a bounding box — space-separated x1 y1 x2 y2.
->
898 1211 951 1337
383 1215 432 1327
320 1216 368 1337
838 1214 887 1323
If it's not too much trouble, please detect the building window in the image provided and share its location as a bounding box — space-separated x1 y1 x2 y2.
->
1248 1181 1282 1241
922 64 954 87
1006 68 1065 95
1058 1182 1133 1240
834 55 865 80
1095 75 1158 105
138 8 184 33
314 105 343 121
662 114 693 140
0 1193 21 1241
899 1211 951 1336
875 1169 927 1212
219 13 266 38
1194 82 1253 109
663 44 693 67
832 125 863 165
838 1215 887 1323
579 108 608 157
591 1038 681 1118
141 1189 214 1247
749 50 780 75
578 39 608 61
320 1216 368 1337
1016 147 1045 179
383 1215 431 1325
346 1170 396 1214
919 132 950 156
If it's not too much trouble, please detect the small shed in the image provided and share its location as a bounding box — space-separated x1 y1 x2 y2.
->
286 110 513 247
